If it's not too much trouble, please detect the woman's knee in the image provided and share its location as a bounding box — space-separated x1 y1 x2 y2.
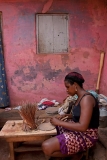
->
42 137 60 156
42 141 52 155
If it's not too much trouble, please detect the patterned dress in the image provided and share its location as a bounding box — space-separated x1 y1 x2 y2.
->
56 124 98 155
56 93 99 155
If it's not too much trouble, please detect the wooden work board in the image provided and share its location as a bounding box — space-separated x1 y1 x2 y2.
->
0 120 57 138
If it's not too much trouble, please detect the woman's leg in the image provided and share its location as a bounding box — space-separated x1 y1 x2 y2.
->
42 136 69 157
42 136 84 160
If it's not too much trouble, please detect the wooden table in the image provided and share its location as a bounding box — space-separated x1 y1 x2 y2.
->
0 120 57 160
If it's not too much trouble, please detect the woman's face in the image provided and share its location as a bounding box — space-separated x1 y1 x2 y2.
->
64 80 76 96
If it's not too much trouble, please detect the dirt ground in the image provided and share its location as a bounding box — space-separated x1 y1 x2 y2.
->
0 137 106 160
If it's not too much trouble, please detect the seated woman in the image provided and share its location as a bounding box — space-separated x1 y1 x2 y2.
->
42 72 99 160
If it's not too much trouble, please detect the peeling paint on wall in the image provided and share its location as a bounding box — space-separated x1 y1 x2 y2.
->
83 51 90 58
14 66 37 82
42 0 53 13
0 0 107 106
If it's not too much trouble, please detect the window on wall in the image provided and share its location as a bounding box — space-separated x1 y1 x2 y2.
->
36 14 68 54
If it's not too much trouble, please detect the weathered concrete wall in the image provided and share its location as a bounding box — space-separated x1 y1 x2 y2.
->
0 0 107 106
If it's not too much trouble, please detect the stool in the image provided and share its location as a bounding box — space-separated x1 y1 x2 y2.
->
82 148 89 160
46 148 89 160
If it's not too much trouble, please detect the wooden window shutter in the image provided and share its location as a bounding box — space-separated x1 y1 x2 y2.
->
36 14 68 54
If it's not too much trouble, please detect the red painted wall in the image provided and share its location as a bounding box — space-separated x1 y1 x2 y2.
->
0 0 107 106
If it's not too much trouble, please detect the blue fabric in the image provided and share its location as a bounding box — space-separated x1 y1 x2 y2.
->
0 19 10 108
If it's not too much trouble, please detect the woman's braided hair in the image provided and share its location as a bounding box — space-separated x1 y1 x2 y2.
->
64 72 85 87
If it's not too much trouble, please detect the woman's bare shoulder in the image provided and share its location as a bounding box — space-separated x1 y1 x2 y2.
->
80 94 96 106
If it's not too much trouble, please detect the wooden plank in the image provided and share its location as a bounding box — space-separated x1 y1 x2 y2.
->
6 135 53 142
53 15 68 53
14 146 42 152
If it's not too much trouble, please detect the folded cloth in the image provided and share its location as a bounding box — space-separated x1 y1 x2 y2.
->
88 90 98 99
37 98 49 106
38 104 47 110
42 101 55 106
37 98 59 110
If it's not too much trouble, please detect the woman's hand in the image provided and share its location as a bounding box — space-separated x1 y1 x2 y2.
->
55 114 72 120
55 114 65 120
50 117 62 126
